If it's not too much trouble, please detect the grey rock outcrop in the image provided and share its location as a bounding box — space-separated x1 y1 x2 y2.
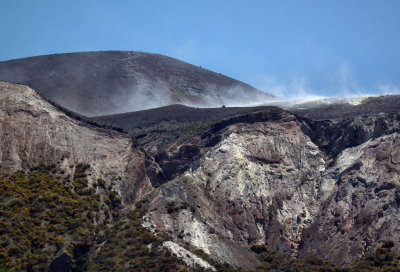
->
0 81 152 205
300 113 400 157
299 133 400 265
141 107 400 268
144 109 328 268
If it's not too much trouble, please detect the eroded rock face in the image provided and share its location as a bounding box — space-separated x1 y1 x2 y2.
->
0 81 152 205
300 113 400 157
299 133 400 265
144 109 330 268
4 80 400 269
143 107 400 268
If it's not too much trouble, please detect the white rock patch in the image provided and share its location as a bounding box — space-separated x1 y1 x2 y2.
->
163 241 216 271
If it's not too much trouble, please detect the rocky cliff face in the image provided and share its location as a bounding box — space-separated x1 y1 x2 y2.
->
2 80 400 270
0 81 151 205
299 133 400 264
142 108 327 268
139 107 400 268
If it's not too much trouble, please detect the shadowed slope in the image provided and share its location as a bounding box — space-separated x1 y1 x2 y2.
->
91 95 400 157
90 105 278 156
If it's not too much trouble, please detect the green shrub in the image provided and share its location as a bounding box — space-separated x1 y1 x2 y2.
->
0 167 103 270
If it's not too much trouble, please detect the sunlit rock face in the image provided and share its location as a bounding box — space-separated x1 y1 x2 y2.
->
0 81 152 205
142 106 400 268
299 133 400 265
143 109 329 268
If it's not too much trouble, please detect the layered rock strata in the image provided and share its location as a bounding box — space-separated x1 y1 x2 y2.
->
0 81 151 205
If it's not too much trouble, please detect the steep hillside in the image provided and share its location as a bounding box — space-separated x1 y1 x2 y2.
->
0 81 216 271
143 108 324 268
0 81 151 205
133 106 400 267
2 80 400 271
0 51 274 116
299 133 400 264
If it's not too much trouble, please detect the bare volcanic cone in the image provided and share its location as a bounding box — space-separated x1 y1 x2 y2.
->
0 51 274 116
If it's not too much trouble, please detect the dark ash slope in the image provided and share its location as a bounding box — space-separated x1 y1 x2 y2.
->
91 95 400 156
0 51 274 116
90 104 278 156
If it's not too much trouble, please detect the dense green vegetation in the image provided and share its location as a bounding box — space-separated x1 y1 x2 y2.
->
252 246 339 271
0 165 102 271
251 242 400 272
348 240 400 272
1 166 400 271
0 167 193 272
88 197 189 271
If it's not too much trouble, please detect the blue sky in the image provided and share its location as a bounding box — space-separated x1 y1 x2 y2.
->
0 0 399 98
